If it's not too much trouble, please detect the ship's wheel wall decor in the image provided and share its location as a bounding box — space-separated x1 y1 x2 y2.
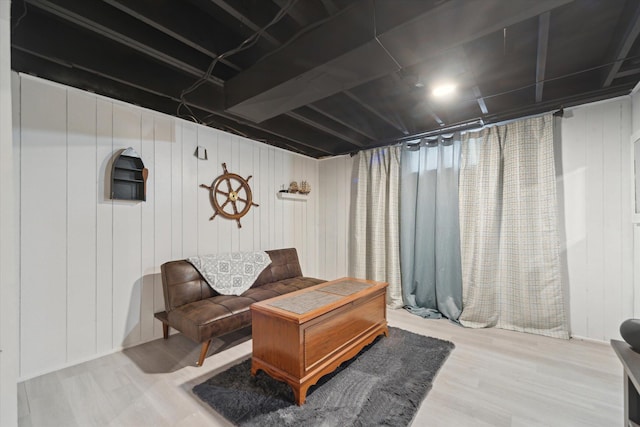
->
200 163 259 228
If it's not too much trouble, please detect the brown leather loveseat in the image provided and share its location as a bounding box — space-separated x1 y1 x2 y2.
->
154 248 325 366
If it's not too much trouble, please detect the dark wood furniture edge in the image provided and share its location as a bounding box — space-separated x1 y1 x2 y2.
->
250 278 387 323
154 311 169 339
611 339 640 427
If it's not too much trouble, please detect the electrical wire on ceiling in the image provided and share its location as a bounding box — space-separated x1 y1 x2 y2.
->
176 0 300 123
11 0 28 35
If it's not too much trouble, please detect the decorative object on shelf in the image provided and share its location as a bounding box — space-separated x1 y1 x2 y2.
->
288 181 299 193
277 192 308 201
111 147 148 201
620 319 640 352
200 163 259 228
299 181 311 194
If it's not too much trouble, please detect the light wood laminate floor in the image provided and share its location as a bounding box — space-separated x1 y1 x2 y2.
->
18 308 623 426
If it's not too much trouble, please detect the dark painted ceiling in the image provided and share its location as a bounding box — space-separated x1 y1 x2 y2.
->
10 0 640 158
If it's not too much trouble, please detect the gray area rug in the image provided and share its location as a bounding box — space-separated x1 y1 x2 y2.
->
192 327 454 426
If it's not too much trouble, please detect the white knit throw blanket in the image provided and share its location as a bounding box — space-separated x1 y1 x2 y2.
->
186 251 271 295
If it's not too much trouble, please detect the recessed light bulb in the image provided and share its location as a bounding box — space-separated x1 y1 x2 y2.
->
432 83 457 97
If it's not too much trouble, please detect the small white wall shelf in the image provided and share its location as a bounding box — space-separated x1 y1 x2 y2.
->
277 192 309 201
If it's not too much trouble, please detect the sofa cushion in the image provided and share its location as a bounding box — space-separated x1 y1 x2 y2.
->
167 296 255 342
241 288 280 302
161 260 217 311
165 276 326 343
253 249 304 287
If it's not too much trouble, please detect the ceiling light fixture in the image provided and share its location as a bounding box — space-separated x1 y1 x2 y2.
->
432 83 457 97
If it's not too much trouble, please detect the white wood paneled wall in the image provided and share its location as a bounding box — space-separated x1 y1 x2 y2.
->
318 155 353 280
1 1 18 425
559 98 634 341
14 74 320 380
630 87 640 324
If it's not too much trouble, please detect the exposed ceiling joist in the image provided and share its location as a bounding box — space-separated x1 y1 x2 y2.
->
287 111 366 147
458 46 489 115
209 0 281 46
205 0 400 142
239 114 349 155
290 107 372 147
603 0 640 87
225 0 573 123
305 104 377 141
12 48 327 156
102 0 241 71
319 0 339 16
617 67 640 78
536 11 551 103
25 0 226 85
272 0 311 27
472 86 489 114
343 90 409 135
12 20 225 110
12 0 640 158
26 0 369 152
485 83 636 124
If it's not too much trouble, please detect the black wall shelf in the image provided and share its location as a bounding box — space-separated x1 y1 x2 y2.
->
111 147 147 201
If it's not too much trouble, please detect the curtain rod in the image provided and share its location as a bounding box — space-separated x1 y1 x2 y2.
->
395 107 564 144
349 108 564 156
393 119 485 143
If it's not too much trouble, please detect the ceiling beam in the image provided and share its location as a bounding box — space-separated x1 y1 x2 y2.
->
485 83 636 124
472 86 489 115
290 106 374 146
225 0 573 122
343 90 409 135
11 15 225 109
200 0 408 141
25 0 366 152
208 0 281 46
602 0 640 87
617 67 640 78
286 111 367 147
24 0 226 85
102 0 241 71
237 114 349 155
311 92 404 141
11 16 348 156
319 0 339 16
204 0 389 144
306 104 380 141
272 0 313 26
458 46 489 115
11 49 328 157
536 11 551 103
105 0 367 149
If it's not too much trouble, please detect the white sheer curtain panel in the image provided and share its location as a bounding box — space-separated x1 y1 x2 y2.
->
349 146 403 308
458 114 569 339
